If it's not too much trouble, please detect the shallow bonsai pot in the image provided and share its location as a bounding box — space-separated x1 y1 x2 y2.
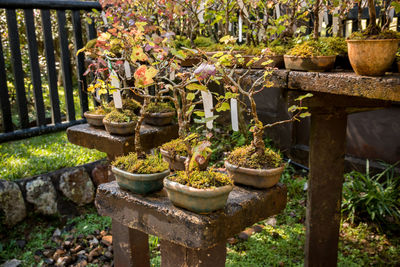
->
346 39 399 76
112 166 169 194
103 118 136 136
163 176 233 214
144 111 175 126
160 148 209 171
84 111 105 127
224 161 285 189
284 55 336 72
242 55 284 69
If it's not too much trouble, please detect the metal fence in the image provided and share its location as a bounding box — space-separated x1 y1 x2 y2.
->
0 0 101 142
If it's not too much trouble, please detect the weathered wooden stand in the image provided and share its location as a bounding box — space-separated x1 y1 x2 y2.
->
95 181 287 267
284 71 400 266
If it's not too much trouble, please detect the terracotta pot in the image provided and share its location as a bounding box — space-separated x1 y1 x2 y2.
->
346 39 399 76
84 111 105 127
284 55 336 72
160 148 209 171
224 161 285 189
112 166 169 194
164 176 233 214
144 111 175 126
242 55 284 69
103 118 136 136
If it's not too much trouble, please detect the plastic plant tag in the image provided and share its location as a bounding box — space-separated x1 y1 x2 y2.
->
238 14 243 43
170 70 175 81
230 98 239 132
110 70 120 89
101 11 108 25
201 90 214 129
124 60 131 79
113 90 123 109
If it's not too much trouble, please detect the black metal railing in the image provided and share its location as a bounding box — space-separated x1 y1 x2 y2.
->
0 0 101 142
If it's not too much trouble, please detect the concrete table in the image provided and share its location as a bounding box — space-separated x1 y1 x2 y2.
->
96 181 287 267
67 123 178 160
284 71 400 266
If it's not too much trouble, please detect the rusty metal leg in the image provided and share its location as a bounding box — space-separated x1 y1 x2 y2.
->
112 220 150 267
305 109 347 267
160 239 226 267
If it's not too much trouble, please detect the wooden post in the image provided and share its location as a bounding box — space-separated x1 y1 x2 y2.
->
305 108 347 267
112 220 150 267
160 239 226 267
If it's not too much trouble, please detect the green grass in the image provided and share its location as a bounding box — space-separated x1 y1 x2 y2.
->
0 131 106 181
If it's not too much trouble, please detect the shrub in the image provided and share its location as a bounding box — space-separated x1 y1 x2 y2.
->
342 161 400 229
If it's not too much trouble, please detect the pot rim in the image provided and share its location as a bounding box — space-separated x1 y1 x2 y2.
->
224 160 286 175
144 111 175 118
102 118 136 127
84 111 105 119
164 176 234 196
346 39 400 43
284 55 337 59
112 166 170 181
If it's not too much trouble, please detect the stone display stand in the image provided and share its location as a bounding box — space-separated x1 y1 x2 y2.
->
67 123 179 160
96 181 287 267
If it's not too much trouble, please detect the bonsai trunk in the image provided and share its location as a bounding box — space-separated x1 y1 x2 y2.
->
134 98 149 158
249 95 265 156
313 0 320 40
366 0 380 35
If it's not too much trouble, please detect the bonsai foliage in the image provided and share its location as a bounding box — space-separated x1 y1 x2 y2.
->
207 36 312 165
112 152 168 174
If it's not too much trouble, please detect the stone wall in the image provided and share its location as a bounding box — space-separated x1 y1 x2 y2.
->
0 159 113 227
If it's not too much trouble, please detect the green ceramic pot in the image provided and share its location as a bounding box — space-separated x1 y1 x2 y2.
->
225 161 285 189
163 176 233 214
112 166 169 194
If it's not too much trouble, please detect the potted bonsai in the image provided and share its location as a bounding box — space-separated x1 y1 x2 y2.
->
163 133 234 213
209 49 312 188
143 101 176 126
346 0 400 76
103 108 138 136
84 105 110 128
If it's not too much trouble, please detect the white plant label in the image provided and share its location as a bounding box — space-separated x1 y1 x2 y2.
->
95 88 100 99
113 90 123 109
170 70 175 81
101 11 108 25
201 90 214 130
238 14 243 42
230 98 239 132
124 60 131 79
110 70 120 89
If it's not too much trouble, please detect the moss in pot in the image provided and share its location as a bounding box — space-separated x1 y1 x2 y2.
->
103 108 138 136
112 152 169 194
284 39 337 72
143 102 176 126
84 105 111 127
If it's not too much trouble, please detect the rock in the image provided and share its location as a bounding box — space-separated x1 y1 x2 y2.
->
265 217 277 227
63 240 72 249
43 258 54 265
43 249 55 258
53 228 61 237
25 176 58 215
1 259 22 267
238 228 254 240
252 224 265 233
16 239 26 249
71 245 83 254
101 235 112 246
227 237 237 245
104 251 113 259
0 180 26 226
100 230 107 237
53 249 65 261
75 260 87 267
88 247 103 262
56 256 72 266
89 237 99 246
91 164 113 186
59 168 94 206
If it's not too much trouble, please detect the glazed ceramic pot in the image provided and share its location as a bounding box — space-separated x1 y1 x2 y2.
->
84 111 105 127
164 176 233 214
144 111 175 126
284 55 336 72
112 166 169 194
346 39 399 76
160 148 209 171
103 118 136 136
224 161 285 189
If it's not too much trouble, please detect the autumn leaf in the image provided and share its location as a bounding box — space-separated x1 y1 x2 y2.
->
134 65 158 88
131 46 148 63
